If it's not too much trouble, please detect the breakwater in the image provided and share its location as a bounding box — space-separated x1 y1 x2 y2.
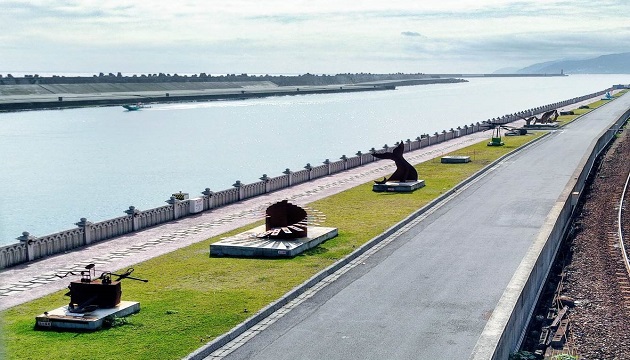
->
0 83 399 112
0 88 609 269
0 71 555 87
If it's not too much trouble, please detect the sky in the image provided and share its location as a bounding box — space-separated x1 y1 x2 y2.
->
1 0 629 75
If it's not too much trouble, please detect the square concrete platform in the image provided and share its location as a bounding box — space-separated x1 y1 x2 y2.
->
210 225 338 258
372 180 425 192
441 156 471 164
35 301 140 331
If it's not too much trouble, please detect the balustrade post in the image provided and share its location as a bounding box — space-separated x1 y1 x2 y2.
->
232 180 243 201
124 206 141 231
166 196 181 219
260 174 271 193
304 163 313 180
323 159 331 175
17 231 37 262
283 168 293 186
202 188 214 210
75 217 93 245
355 151 363 166
340 155 348 170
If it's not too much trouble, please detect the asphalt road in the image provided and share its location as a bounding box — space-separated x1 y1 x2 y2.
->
216 94 630 359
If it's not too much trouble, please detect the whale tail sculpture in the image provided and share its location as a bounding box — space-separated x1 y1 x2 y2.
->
372 141 418 184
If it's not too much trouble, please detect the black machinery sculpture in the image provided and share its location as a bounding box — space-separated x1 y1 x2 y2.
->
480 121 527 146
56 264 147 313
371 141 418 184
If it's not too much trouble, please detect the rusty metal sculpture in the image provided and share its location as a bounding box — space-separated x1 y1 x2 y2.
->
518 114 537 126
56 264 147 313
539 109 559 124
518 109 558 125
256 200 325 240
372 141 418 184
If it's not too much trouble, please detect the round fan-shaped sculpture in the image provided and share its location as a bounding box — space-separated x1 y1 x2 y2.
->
256 200 325 240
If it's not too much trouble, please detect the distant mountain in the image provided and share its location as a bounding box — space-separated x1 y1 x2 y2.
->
516 52 630 74
492 67 520 74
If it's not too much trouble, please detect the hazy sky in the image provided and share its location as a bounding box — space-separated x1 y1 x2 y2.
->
2 0 629 75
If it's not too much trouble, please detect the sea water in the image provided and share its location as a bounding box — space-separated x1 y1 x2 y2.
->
1 74 629 245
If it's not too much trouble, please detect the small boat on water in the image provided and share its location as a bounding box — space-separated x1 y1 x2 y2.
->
122 102 149 111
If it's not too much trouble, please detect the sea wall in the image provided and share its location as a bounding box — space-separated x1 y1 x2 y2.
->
0 84 401 112
0 89 609 269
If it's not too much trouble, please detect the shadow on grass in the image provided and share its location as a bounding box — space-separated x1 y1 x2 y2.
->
300 246 330 256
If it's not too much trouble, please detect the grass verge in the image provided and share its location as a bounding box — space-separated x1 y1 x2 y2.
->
556 90 628 126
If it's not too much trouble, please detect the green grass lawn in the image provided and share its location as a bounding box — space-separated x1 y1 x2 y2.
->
556 90 627 126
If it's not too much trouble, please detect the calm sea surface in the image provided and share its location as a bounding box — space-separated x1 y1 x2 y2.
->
1 74 630 246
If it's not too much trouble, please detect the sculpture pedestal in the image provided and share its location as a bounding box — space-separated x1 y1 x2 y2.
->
372 180 425 192
35 301 140 331
210 225 338 258
441 156 471 164
524 123 558 130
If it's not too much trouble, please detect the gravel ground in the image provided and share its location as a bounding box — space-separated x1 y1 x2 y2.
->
561 125 630 359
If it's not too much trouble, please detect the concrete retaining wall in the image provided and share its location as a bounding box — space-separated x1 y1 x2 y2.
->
0 89 610 269
470 102 630 360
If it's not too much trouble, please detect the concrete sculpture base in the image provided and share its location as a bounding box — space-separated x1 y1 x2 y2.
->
372 180 425 192
35 301 140 331
210 225 338 258
441 156 471 164
524 123 559 130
